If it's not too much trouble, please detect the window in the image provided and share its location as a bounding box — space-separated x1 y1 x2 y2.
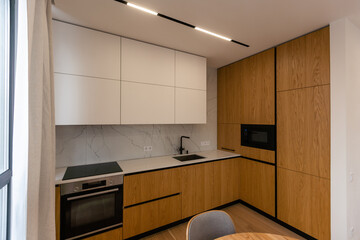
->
0 0 14 239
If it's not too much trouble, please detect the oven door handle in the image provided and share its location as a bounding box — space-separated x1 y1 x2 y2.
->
67 188 119 201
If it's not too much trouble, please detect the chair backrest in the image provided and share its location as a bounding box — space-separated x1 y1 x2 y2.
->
186 210 236 240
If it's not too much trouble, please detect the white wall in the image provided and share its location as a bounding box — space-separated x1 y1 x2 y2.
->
330 17 360 239
55 67 217 167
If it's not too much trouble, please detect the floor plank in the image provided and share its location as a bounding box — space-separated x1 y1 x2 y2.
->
139 203 305 240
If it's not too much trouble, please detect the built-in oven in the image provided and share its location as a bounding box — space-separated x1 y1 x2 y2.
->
241 124 276 151
60 175 123 240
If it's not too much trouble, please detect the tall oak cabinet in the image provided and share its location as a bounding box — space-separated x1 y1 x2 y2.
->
217 27 330 239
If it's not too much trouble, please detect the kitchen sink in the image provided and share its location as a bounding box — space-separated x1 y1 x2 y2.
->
173 154 205 162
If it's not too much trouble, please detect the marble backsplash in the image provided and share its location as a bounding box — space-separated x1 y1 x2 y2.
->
56 67 218 168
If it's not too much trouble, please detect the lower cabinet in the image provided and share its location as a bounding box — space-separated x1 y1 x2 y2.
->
55 186 60 240
238 158 275 216
214 158 241 206
181 162 216 218
277 167 330 240
83 228 123 240
123 194 182 238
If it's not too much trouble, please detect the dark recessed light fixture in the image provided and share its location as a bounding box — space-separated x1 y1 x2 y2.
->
115 0 249 47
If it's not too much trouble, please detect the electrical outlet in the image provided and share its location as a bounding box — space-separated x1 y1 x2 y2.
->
201 141 210 146
144 146 153 152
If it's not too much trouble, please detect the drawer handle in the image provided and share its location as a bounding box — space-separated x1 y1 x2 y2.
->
221 147 235 152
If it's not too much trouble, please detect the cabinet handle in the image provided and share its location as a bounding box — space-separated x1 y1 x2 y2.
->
221 147 235 152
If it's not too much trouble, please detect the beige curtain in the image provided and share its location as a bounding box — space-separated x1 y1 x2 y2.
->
27 0 56 239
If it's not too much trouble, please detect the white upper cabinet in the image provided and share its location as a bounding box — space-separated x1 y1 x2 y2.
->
52 20 121 80
121 82 174 124
175 88 206 124
121 38 175 86
175 51 206 90
54 74 121 125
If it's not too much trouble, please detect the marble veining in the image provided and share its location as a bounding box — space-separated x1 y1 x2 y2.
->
56 67 218 168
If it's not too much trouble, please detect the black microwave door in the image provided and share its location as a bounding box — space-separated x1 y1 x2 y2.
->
241 125 275 151
61 185 122 240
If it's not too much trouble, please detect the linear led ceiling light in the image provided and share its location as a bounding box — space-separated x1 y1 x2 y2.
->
115 0 249 47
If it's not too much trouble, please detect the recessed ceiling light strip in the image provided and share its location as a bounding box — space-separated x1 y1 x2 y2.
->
114 0 249 47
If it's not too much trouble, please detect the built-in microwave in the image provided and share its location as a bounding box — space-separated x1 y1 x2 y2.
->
241 124 276 151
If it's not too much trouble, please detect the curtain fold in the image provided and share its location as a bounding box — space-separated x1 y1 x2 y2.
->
27 0 56 239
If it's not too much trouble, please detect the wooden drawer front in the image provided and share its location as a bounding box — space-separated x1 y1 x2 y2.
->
239 158 275 216
276 27 329 91
213 158 240 206
277 85 330 178
123 195 182 238
217 123 240 153
277 168 330 240
83 228 122 240
238 146 275 164
124 168 180 206
181 162 215 218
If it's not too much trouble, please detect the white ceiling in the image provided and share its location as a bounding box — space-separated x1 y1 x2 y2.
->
52 0 360 68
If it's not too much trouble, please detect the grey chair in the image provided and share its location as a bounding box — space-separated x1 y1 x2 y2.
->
186 210 236 240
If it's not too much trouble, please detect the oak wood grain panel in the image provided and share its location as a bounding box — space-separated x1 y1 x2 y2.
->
277 168 330 240
214 158 241 206
217 123 240 153
124 168 180 206
239 48 275 125
238 146 275 164
277 85 330 178
123 195 181 238
55 186 60 240
239 158 275 216
181 162 215 218
216 233 298 240
83 228 122 240
277 27 330 91
217 62 241 124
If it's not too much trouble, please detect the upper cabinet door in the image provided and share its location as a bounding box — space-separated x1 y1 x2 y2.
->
52 20 121 80
175 88 206 124
121 38 175 86
276 27 330 91
175 51 206 90
121 82 175 124
54 74 121 125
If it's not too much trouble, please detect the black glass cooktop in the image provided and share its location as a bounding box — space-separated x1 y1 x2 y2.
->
63 162 123 180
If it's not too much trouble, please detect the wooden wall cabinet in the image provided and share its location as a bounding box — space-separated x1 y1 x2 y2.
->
123 194 181 238
276 27 330 91
239 48 275 125
238 158 275 216
217 63 241 124
123 168 180 206
277 168 330 240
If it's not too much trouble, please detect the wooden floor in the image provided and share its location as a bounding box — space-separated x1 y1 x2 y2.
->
140 203 305 240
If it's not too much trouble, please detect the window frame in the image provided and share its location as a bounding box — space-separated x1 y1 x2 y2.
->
0 0 16 239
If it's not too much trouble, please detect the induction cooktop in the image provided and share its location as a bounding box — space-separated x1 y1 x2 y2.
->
63 162 123 180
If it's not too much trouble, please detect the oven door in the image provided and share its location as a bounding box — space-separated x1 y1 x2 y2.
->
241 124 275 150
61 185 123 240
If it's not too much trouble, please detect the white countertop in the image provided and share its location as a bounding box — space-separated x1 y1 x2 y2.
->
55 150 240 185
